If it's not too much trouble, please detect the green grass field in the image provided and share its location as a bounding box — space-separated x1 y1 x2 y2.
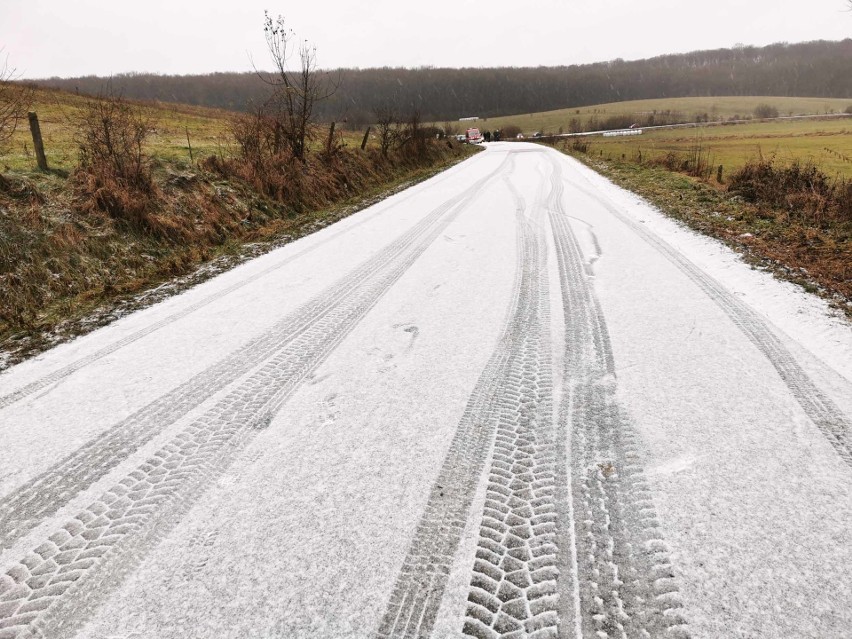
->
564 117 852 179
443 96 852 136
1 87 363 173
436 96 852 178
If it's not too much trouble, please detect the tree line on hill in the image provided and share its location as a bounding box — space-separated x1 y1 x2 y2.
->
32 39 852 128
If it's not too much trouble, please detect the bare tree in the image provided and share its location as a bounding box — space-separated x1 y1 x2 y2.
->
259 13 336 161
0 50 33 151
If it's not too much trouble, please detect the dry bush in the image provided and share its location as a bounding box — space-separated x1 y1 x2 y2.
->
207 104 452 214
650 141 713 179
373 104 400 157
753 103 779 119
568 138 591 153
73 92 155 222
501 124 522 138
225 106 302 201
397 111 430 158
728 158 852 230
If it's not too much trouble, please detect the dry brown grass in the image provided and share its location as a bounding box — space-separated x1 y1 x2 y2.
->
0 102 473 362
561 150 852 312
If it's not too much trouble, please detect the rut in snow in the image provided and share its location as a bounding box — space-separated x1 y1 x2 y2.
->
375 151 557 639
376 152 688 639
0 157 510 639
0 156 495 554
567 160 852 471
547 157 689 639
459 162 559 639
0 155 468 412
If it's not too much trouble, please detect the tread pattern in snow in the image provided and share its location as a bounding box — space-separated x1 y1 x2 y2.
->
0 159 507 639
459 169 558 639
547 157 689 639
0 157 469 412
375 154 555 639
0 159 495 553
568 169 852 470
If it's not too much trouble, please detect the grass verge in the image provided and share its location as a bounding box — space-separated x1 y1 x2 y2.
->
559 148 852 319
0 142 477 371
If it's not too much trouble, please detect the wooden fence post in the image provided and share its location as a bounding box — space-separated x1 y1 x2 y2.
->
185 127 194 163
28 112 48 171
361 126 371 150
326 121 336 154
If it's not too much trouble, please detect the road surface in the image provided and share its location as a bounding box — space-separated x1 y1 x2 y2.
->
1 143 850 639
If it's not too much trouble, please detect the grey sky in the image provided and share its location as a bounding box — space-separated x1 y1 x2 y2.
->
2 0 850 79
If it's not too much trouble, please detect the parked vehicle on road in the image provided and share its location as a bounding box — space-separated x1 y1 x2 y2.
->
465 128 483 144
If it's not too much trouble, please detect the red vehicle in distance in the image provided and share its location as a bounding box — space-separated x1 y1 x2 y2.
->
465 128 483 144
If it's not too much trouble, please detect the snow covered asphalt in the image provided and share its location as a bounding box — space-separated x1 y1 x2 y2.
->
1 143 850 638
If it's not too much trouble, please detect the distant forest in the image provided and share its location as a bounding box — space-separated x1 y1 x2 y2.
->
34 39 852 128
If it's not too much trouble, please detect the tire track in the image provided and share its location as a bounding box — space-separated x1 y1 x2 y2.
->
0 154 476 412
548 156 688 638
566 161 852 470
0 162 502 554
375 153 554 639
0 159 512 639
458 165 559 639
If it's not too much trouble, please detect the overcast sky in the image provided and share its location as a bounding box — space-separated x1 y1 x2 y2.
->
2 0 850 79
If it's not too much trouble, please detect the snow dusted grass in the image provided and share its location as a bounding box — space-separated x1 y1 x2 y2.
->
558 148 852 318
0 131 477 371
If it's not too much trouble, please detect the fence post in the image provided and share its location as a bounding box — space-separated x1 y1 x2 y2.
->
28 112 48 171
360 126 371 150
326 121 336 154
185 127 194 163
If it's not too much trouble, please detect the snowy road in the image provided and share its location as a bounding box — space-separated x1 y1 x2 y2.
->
1 143 851 639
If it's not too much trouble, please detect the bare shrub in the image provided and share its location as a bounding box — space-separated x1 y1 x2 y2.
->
226 105 296 201
373 104 400 157
570 138 591 153
728 157 852 228
398 110 428 157
685 141 713 179
650 140 712 179
501 124 522 138
76 92 153 191
753 103 779 119
72 91 164 232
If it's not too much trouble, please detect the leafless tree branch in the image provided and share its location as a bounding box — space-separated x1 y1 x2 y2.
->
255 13 338 160
0 50 34 151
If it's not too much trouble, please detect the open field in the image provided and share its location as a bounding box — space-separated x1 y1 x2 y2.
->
2 87 234 172
444 96 852 136
1 87 365 173
569 116 852 179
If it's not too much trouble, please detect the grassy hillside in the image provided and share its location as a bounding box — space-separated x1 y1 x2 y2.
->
452 96 852 180
0 86 473 368
580 117 852 179
448 96 852 135
3 87 370 174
